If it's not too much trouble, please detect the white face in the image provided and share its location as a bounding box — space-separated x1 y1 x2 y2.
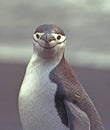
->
33 32 66 58
33 32 66 48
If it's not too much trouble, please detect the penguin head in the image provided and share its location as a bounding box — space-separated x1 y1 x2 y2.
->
33 24 66 58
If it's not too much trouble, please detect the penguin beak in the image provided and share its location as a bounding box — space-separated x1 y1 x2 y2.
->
40 33 56 43
33 33 57 49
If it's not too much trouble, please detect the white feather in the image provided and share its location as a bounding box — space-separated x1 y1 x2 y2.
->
19 51 69 130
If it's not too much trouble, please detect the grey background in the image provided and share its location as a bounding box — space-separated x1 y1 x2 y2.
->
0 0 110 130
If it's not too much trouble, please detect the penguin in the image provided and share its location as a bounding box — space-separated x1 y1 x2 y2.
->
18 24 105 130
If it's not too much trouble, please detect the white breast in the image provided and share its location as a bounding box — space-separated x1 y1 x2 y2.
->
19 56 69 130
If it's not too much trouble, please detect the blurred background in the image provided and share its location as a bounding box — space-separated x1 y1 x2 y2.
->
0 0 110 130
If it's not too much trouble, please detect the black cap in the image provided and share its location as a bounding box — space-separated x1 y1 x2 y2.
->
34 24 65 36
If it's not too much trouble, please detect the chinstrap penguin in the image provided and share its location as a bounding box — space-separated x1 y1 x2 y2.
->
18 24 105 130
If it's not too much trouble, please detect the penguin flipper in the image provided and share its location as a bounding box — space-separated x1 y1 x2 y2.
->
64 100 90 130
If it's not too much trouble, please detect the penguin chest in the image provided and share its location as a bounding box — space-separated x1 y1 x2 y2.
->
19 65 68 130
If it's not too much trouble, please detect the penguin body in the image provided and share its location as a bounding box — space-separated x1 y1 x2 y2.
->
18 24 105 130
19 54 69 130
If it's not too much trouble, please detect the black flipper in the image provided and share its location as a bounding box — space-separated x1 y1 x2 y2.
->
64 100 90 130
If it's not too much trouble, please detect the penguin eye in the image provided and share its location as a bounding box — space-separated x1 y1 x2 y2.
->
34 32 44 40
36 34 40 39
51 34 66 43
57 35 61 40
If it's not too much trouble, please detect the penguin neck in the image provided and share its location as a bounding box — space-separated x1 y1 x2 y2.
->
28 46 65 71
